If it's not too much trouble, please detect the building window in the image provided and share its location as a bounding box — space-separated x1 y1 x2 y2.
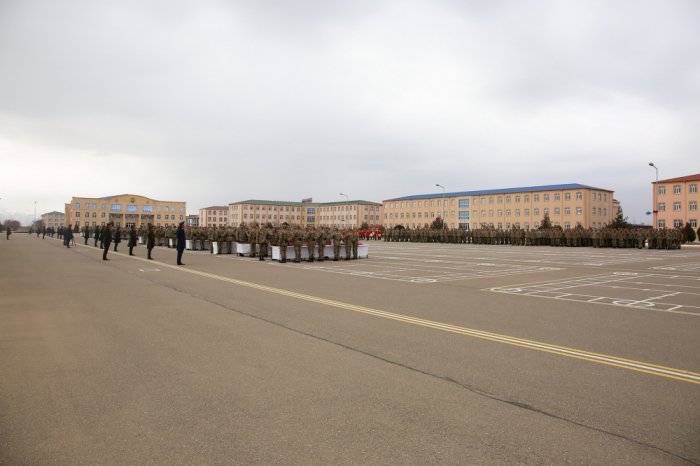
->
565 222 570 229
489 210 494 217
544 208 549 216
76 212 80 217
690 219 697 228
157 215 161 219
674 185 681 194
544 194 549 201
515 209 520 216
101 204 106 209
524 195 530 202
515 196 520 203
690 184 697 193
506 196 511 203
143 206 153 212
554 194 560 201
498 210 503 217
592 208 596 216
659 219 665 228
458 211 469 219
534 222 539 229
555 208 560 215
481 211 486 217
76 203 81 208
534 195 540 202
534 209 539 216
307 208 315 214
498 197 503 204
506 210 511 216
576 192 582 200
674 202 681 211
459 199 469 208
101 213 105 218
127 205 137 212
690 202 697 211
576 207 582 215
603 209 606 215
659 186 666 195
674 219 682 228
659 203 666 211
110 204 122 211
524 209 530 216
565 193 570 201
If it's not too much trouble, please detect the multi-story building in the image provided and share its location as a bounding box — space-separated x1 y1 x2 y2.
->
228 200 383 229
41 211 65 229
186 215 199 227
652 173 699 229
66 194 186 229
199 206 229 228
383 183 614 230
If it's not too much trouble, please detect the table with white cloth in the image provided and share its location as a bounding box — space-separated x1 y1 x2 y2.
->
271 243 368 261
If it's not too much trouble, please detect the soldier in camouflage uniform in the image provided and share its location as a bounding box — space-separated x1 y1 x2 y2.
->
277 226 290 263
305 227 317 262
331 228 342 261
316 227 327 262
292 227 304 263
248 225 258 258
258 225 269 260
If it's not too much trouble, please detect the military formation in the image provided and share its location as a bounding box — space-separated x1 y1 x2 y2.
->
382 226 684 249
180 224 363 262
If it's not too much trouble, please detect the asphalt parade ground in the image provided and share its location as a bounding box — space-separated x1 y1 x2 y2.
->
1 234 699 465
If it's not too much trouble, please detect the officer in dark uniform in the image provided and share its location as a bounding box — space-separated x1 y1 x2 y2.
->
147 225 156 260
102 223 113 260
128 225 138 255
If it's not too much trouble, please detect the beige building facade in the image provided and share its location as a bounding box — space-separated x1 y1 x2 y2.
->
228 200 383 229
652 173 699 229
41 211 65 229
199 206 229 228
67 194 186 228
383 183 614 230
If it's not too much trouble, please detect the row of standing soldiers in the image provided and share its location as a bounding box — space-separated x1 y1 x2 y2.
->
182 224 362 263
383 227 683 249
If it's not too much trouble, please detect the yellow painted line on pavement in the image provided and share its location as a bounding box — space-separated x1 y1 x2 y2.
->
58 238 700 384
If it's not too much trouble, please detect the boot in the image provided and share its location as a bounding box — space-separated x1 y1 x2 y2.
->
280 258 286 263
333 258 339 261
259 256 265 261
309 258 314 263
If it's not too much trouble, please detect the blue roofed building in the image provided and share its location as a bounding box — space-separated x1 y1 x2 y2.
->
382 183 614 230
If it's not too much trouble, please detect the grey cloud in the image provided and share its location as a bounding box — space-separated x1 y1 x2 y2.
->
0 0 698 222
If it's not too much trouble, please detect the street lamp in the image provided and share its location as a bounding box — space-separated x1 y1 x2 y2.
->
649 163 658 228
340 193 348 228
436 184 446 230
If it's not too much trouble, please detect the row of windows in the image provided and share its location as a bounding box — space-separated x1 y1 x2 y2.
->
658 184 698 195
385 192 598 210
75 202 182 212
659 219 698 228
386 207 595 219
207 210 227 215
658 202 697 211
236 205 369 212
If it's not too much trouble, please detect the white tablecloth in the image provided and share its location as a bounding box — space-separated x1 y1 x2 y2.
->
271 244 368 261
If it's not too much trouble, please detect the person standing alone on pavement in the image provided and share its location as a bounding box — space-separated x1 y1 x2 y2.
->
102 223 113 260
64 225 74 248
128 225 137 255
147 225 155 260
176 221 186 265
6 228 11 240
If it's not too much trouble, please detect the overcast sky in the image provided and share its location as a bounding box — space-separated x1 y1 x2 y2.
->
1 0 698 225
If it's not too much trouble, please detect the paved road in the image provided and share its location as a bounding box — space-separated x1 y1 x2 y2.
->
1 234 699 464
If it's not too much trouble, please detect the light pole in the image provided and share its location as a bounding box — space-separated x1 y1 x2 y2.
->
34 201 36 228
436 184 445 230
649 163 658 228
340 193 348 228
